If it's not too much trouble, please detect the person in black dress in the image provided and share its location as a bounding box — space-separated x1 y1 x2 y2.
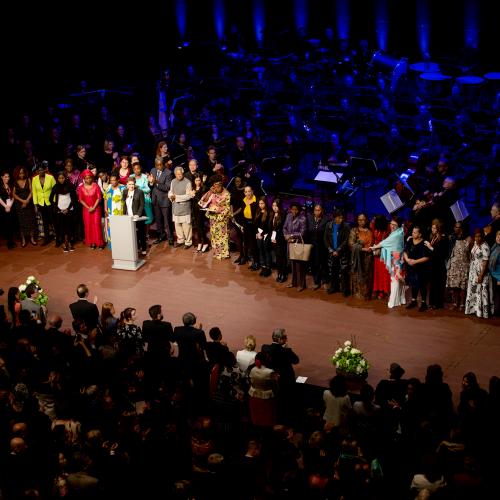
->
12 166 37 247
191 174 209 252
51 172 78 252
404 226 432 311
0 170 16 249
426 219 448 309
307 204 329 291
271 198 288 283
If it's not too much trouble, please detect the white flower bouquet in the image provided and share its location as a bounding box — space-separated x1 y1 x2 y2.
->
19 276 49 306
331 339 370 377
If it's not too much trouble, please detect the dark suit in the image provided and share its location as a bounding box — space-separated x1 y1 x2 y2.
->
173 325 208 400
261 342 299 390
324 221 351 294
123 188 146 251
261 341 300 421
149 167 174 240
142 319 173 352
69 299 99 329
142 319 174 383
307 214 329 286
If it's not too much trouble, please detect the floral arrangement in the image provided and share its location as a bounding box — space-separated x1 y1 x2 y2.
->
18 275 49 306
331 339 370 377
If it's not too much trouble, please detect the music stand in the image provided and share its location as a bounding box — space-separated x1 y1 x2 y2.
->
350 157 378 176
349 157 378 212
380 189 404 214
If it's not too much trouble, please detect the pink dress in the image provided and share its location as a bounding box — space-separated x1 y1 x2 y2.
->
78 183 104 246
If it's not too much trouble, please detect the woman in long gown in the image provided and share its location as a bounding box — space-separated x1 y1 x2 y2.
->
371 215 391 299
78 169 104 249
465 229 492 318
12 166 37 247
446 221 472 310
104 173 125 248
349 213 374 299
199 175 232 260
370 218 405 308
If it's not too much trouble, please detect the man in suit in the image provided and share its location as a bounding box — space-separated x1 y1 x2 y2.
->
20 284 44 324
69 284 99 330
142 304 173 354
262 328 300 422
173 312 208 400
148 157 174 245
324 209 351 296
261 328 300 390
142 304 174 384
307 204 329 290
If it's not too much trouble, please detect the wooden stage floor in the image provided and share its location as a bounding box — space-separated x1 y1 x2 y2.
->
1 242 499 398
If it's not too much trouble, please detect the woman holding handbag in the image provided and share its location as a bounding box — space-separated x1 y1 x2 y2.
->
283 202 308 291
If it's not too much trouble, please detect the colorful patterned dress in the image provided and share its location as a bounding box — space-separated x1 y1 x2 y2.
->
446 238 471 290
104 184 125 248
465 242 492 318
349 227 374 299
205 189 232 259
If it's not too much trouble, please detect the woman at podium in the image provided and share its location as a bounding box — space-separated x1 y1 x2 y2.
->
123 178 147 255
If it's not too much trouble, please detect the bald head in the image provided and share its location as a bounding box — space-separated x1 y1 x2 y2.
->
12 422 28 437
47 314 62 329
10 437 27 454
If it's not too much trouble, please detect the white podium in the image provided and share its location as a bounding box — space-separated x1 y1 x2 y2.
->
109 215 148 271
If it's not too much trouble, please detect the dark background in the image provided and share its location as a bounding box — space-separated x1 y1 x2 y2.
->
3 0 500 115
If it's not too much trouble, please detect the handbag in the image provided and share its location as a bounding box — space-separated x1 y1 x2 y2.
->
288 236 313 261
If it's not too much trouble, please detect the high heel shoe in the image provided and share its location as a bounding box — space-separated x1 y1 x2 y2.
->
196 244 202 252
201 244 209 253
21 239 27 248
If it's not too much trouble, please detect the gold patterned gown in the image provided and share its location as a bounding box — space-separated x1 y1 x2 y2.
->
206 189 232 259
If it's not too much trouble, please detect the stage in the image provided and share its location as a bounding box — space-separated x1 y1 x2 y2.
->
1 243 499 398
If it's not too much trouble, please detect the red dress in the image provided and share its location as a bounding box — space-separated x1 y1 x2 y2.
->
78 183 104 246
372 228 391 295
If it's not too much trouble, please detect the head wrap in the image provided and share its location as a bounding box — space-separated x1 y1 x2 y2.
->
81 169 94 179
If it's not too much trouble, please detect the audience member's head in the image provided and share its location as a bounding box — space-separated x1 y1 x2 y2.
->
182 312 196 326
148 304 162 320
272 328 287 344
209 327 222 341
244 335 257 352
76 284 89 299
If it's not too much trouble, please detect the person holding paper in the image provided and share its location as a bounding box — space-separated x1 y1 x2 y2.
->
0 170 17 249
168 166 194 249
284 202 307 291
254 196 272 277
370 218 406 308
123 177 147 255
271 198 288 283
51 172 78 253
199 175 232 260
191 174 210 252
307 204 329 291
